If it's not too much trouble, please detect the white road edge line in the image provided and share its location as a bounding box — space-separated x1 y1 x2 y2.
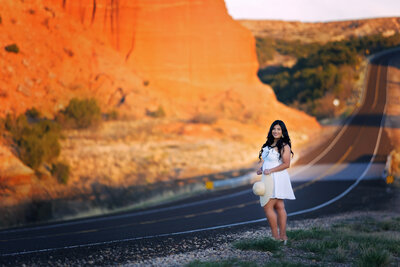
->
0 56 390 257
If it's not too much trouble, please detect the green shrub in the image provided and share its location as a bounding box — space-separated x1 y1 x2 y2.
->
333 246 347 263
18 133 44 169
20 120 60 169
58 98 101 128
5 113 29 140
356 248 391 267
5 44 19 53
5 113 61 170
51 162 70 184
146 106 165 118
287 228 328 240
36 120 61 162
25 107 41 120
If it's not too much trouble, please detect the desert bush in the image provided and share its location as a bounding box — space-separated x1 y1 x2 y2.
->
5 113 61 170
58 98 101 128
51 162 70 184
146 106 165 118
4 113 29 139
18 134 44 169
5 43 19 53
19 120 61 169
190 113 217 124
25 107 41 121
104 109 119 121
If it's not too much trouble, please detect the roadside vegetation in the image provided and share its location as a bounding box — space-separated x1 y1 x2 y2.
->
0 97 103 184
256 33 400 119
187 216 400 266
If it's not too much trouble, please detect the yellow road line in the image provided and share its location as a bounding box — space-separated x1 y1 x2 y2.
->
77 229 98 234
293 145 353 191
371 64 381 109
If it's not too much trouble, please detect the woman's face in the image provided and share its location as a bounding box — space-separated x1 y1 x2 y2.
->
272 124 283 140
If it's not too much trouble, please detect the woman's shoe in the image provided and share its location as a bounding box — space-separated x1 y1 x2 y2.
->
279 239 288 245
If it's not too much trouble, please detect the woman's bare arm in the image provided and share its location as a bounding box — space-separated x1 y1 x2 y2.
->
257 160 264 175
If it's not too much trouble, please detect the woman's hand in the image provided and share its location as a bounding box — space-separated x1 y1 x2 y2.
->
263 169 271 175
256 167 263 175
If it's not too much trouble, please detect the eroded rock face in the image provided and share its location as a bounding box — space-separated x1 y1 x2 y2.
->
44 0 319 129
53 0 260 86
0 0 148 118
0 0 319 127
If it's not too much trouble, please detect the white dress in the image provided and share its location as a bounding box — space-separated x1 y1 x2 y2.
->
259 146 296 207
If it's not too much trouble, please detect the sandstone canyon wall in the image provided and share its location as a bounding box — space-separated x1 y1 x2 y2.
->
1 0 319 125
46 0 320 126
57 0 259 86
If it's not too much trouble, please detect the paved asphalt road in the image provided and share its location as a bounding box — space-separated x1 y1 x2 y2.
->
0 51 396 257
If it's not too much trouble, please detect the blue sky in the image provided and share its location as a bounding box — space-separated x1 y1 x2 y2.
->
224 0 400 22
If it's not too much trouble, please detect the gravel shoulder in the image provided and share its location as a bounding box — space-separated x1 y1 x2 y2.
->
127 210 399 267
1 180 398 267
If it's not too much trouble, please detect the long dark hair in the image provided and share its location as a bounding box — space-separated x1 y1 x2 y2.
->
258 120 294 161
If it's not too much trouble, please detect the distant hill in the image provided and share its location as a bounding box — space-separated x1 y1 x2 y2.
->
238 17 400 43
237 17 400 120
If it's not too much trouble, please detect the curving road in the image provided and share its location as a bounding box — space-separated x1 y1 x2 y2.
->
0 51 396 257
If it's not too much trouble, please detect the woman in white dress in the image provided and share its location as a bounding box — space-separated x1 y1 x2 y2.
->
256 120 295 244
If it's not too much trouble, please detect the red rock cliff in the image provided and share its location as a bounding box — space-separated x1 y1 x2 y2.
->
54 0 260 86
45 0 319 127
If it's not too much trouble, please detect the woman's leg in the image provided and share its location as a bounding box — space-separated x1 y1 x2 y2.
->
275 199 288 240
263 199 279 239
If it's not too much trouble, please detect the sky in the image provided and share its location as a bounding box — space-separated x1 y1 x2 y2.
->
224 0 400 22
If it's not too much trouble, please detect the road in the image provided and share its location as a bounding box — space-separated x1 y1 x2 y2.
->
0 51 395 257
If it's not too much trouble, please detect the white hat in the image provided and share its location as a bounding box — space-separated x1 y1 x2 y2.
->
252 181 266 196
